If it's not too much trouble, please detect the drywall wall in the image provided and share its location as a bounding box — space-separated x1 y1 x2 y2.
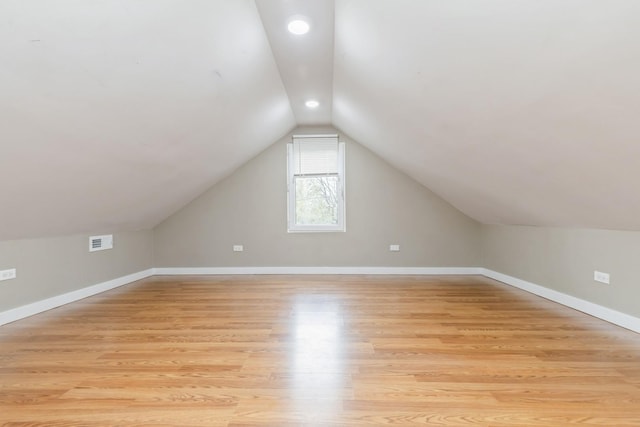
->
154 127 481 268
0 230 153 312
482 224 640 318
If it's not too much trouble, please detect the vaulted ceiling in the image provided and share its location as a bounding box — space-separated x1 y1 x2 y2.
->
2 0 640 241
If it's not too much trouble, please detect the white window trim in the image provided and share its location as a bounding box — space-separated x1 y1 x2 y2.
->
287 136 346 233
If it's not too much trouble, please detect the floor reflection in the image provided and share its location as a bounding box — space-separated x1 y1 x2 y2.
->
289 294 346 423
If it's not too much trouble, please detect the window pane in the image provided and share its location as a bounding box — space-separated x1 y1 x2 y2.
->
295 176 339 225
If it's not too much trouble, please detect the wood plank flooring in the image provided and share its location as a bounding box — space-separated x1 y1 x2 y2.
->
1 275 640 426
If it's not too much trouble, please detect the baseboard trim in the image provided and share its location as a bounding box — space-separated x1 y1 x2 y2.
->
0 268 155 326
2 266 638 334
481 268 640 334
153 266 483 275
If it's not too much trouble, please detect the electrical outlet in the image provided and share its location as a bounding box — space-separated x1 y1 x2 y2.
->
389 244 400 252
233 245 244 252
0 268 17 281
594 270 610 284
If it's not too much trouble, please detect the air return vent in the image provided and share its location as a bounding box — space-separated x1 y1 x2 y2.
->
89 234 113 252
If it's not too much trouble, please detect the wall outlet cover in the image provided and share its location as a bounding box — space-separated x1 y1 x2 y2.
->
594 270 610 284
0 268 17 281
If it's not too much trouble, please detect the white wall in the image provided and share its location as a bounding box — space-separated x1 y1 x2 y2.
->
154 127 481 268
0 230 153 313
482 224 640 318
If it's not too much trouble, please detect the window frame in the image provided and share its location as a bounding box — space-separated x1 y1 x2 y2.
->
287 134 346 233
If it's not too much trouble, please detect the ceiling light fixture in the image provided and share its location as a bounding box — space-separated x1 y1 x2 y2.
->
288 18 310 35
305 99 319 109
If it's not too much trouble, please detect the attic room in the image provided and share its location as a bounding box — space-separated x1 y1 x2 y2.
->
1 0 640 425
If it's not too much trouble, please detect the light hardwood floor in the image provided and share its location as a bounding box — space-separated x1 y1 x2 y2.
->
1 275 640 426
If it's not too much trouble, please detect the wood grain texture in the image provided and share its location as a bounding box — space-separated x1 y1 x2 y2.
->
1 275 640 426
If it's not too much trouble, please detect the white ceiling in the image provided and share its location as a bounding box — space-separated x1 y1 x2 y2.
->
0 0 295 240
2 0 640 240
333 0 640 230
255 0 334 125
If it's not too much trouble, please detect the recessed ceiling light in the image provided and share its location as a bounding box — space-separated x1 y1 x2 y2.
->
305 99 319 109
288 19 310 35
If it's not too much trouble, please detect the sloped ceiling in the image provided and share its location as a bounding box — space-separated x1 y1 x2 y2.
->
2 0 640 241
0 0 295 240
333 0 640 230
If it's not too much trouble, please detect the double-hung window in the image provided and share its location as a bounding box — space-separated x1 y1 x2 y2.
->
287 134 345 232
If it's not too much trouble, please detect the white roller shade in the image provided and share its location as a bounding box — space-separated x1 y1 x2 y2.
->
292 136 339 175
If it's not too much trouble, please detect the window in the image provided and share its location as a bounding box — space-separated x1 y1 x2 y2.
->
287 134 345 232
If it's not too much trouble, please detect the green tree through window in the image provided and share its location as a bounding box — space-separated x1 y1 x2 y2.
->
287 135 345 232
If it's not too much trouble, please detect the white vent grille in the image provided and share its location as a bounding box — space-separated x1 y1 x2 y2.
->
89 234 113 252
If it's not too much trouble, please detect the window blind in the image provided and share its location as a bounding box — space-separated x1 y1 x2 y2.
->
292 136 339 175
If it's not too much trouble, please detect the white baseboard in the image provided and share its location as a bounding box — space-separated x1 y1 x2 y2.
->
0 266 478 326
153 266 483 275
2 266 638 335
481 268 640 334
0 268 155 326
